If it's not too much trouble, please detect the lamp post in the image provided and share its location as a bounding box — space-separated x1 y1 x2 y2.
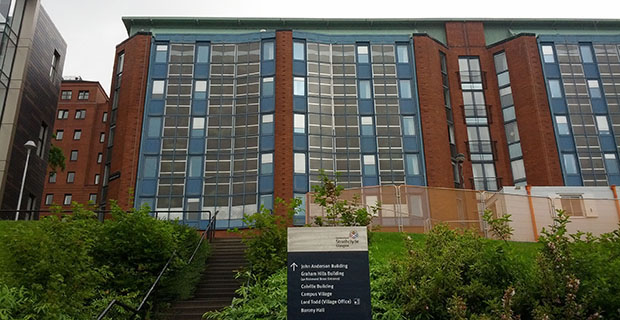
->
455 153 466 189
15 140 37 221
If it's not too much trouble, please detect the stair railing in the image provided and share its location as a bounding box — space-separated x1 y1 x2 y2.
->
95 210 219 319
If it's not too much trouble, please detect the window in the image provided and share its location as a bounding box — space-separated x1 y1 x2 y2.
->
50 50 60 80
77 90 89 100
262 77 274 97
147 117 162 138
102 112 108 122
399 80 412 99
89 194 97 203
541 45 555 63
361 116 373 136
596 116 610 134
261 153 273 174
548 80 562 98
579 45 594 63
191 118 205 137
70 150 78 161
152 80 165 99
63 194 72 206
45 194 53 205
36 122 47 157
587 80 601 98
563 154 578 174
560 195 585 216
75 110 86 119
49 172 56 183
61 90 72 100
155 44 168 63
261 114 274 135
99 132 105 143
604 153 619 174
196 44 209 63
55 130 63 140
396 45 409 63
505 122 520 144
294 77 305 96
189 156 202 177
405 154 420 175
402 116 415 136
293 41 305 60
363 155 376 176
494 52 508 73
294 114 305 134
356 45 369 63
194 80 207 99
263 41 274 60
66 172 75 183
143 157 158 178
97 153 102 163
94 174 100 185
294 153 306 174
73 130 81 140
57 109 69 119
117 52 125 74
556 116 570 135
511 159 526 181
359 80 371 99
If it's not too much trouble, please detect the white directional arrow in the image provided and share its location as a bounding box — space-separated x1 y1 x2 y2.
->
290 262 298 271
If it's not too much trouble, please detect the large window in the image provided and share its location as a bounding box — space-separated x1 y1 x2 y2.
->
293 41 305 60
356 45 369 63
548 79 563 98
398 80 412 99
563 154 578 174
36 122 48 157
262 41 274 61
579 45 594 63
359 80 371 99
396 45 409 63
541 45 555 63
294 77 305 96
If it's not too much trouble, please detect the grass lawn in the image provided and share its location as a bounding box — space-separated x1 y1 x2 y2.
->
369 231 542 265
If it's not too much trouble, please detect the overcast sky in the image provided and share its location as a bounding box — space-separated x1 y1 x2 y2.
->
41 0 620 94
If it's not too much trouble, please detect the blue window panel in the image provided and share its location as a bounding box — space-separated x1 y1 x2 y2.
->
293 96 307 112
293 60 307 76
358 100 374 115
508 143 523 159
143 157 158 178
139 198 155 211
294 77 305 96
262 78 274 97
548 80 563 98
406 176 425 186
396 65 411 78
359 80 372 99
361 125 374 136
405 154 420 176
293 41 305 60
588 80 602 98
147 117 162 138
583 64 599 78
294 175 308 193
260 97 275 113
360 137 377 153
293 135 308 151
557 116 571 135
261 60 275 76
558 136 576 151
152 64 167 78
261 119 274 135
579 45 594 63
591 99 608 114
229 219 244 229
402 137 419 152
259 194 273 211
356 44 369 64
185 179 203 196
399 99 415 115
396 45 409 63
503 106 516 122
189 138 205 154
215 219 228 229
402 116 416 136
148 101 165 115
196 45 210 63
362 176 379 187
565 175 583 186
259 176 274 193
357 65 371 79
550 99 568 114
563 154 579 174
140 180 157 197
261 163 273 175
600 136 617 152
260 136 274 151
609 175 620 186
399 80 412 99
605 154 619 174
543 64 561 78
191 100 207 116
188 156 202 177
263 41 275 61
155 44 168 63
194 64 209 78
143 139 161 154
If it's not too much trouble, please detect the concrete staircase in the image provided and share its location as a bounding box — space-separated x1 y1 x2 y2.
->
166 238 247 319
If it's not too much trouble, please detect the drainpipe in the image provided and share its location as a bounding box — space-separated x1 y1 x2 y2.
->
610 185 620 222
525 185 539 241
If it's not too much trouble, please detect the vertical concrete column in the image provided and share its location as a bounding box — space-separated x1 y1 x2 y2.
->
274 30 294 217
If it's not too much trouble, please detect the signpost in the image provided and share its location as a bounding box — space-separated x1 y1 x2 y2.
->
287 227 372 319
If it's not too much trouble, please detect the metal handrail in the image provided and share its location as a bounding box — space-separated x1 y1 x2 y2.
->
95 210 219 320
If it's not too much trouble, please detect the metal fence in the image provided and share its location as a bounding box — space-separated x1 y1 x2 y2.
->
305 185 620 242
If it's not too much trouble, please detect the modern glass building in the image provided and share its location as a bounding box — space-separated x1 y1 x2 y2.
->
98 18 620 229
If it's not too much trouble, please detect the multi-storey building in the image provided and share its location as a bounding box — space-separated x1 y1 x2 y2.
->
0 0 66 219
98 17 620 229
40 78 109 212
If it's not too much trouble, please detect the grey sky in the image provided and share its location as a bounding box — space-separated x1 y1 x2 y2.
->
41 0 620 95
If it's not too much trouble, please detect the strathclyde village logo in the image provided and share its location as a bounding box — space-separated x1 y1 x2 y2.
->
349 230 359 240
335 230 361 248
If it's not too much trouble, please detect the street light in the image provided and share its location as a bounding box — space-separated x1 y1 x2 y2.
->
455 153 466 189
15 140 37 221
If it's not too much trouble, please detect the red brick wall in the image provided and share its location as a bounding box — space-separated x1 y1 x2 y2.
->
414 36 454 188
103 34 152 209
274 30 294 216
488 36 564 186
40 81 109 213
